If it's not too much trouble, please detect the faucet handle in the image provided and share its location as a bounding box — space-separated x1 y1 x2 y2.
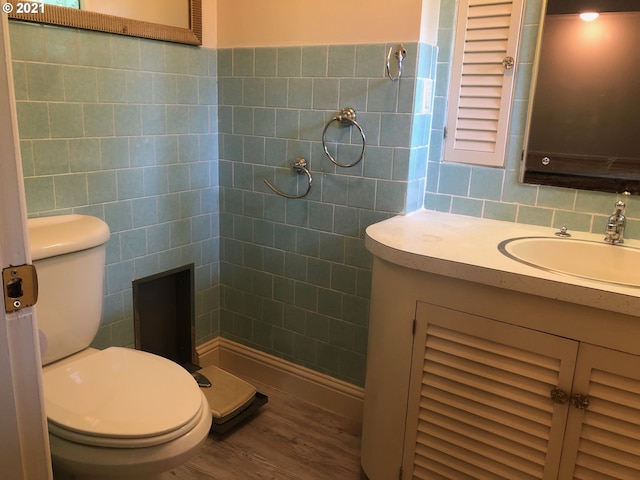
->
604 200 627 244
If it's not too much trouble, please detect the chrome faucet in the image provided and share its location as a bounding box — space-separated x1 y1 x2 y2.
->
604 200 626 244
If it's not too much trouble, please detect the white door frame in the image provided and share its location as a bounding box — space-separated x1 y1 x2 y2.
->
0 13 52 479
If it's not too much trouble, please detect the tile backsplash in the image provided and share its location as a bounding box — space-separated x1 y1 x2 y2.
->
10 21 220 348
9 1 638 389
216 42 433 385
427 0 639 239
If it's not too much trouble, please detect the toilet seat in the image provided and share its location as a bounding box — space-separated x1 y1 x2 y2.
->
43 347 204 448
47 402 205 448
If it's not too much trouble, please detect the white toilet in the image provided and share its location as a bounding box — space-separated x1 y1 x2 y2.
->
29 214 212 480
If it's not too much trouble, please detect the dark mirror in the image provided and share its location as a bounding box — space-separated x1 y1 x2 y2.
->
522 0 640 195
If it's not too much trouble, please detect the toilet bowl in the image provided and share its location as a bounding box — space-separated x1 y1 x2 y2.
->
29 215 212 479
44 348 211 480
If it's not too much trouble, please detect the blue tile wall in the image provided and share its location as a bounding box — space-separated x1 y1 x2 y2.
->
426 0 639 238
11 1 635 390
10 21 220 348
217 43 421 386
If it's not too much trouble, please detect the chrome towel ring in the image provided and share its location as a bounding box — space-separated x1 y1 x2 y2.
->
386 44 406 82
321 107 366 168
264 157 313 199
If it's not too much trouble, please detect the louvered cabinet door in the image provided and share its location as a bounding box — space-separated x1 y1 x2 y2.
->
444 0 524 167
558 344 640 479
402 302 579 479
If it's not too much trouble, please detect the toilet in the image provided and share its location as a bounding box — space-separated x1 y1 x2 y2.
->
29 214 212 480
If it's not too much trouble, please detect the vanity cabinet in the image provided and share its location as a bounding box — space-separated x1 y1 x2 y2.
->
402 302 640 479
360 255 640 480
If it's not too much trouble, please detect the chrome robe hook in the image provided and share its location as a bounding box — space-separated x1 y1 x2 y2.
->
386 44 406 81
321 107 366 168
264 157 313 199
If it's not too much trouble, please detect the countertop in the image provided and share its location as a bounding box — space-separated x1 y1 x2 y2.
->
365 210 640 317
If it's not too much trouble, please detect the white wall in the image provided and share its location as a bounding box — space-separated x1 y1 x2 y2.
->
202 0 216 48
216 0 427 48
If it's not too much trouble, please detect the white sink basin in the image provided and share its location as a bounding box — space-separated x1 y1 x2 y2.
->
498 237 640 288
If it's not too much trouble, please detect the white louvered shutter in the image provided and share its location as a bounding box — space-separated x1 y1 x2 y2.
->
403 303 578 479
559 344 640 479
444 0 524 167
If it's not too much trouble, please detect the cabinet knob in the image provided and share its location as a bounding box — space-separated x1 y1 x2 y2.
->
571 394 590 410
502 56 515 70
550 387 569 404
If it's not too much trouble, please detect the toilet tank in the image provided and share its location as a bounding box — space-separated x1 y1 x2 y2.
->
28 215 111 366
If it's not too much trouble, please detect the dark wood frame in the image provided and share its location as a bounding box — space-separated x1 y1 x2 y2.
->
524 151 640 195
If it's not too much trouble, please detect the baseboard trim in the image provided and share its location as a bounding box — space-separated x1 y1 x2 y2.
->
196 338 364 421
196 336 221 366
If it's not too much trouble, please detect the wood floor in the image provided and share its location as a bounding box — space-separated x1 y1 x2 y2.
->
167 379 363 479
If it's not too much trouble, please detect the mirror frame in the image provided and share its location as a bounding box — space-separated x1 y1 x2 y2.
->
521 1 640 195
7 0 202 46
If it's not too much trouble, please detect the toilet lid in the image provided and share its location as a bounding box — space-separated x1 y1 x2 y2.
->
43 347 202 442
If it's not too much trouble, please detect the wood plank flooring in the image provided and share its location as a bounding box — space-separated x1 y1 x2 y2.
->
167 379 363 479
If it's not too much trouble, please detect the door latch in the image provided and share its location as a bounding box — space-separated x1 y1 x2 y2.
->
2 265 38 313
